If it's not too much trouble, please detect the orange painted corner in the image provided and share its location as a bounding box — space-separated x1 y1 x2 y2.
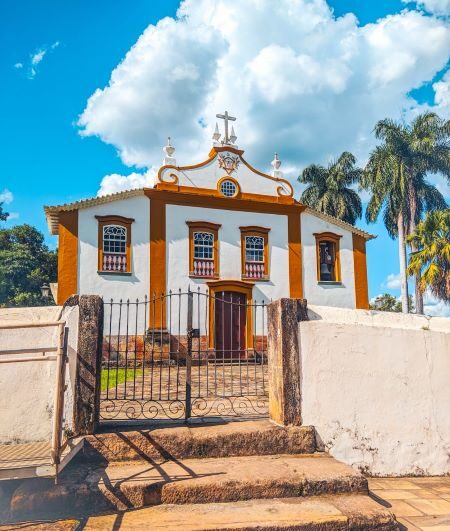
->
288 214 303 298
57 210 78 305
352 233 369 309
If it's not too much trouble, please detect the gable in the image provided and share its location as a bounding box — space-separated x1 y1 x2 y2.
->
157 146 294 200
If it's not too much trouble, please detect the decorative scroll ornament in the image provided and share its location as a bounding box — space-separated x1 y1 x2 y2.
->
218 154 240 175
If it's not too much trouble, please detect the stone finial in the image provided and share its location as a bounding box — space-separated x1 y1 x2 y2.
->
271 152 283 178
212 122 221 143
163 137 176 166
229 125 237 145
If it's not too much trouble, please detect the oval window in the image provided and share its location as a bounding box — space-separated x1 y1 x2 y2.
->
220 179 237 197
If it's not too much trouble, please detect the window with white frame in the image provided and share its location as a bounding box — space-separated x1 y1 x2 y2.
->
240 226 270 280
103 225 127 254
193 231 214 260
187 221 221 278
245 235 264 263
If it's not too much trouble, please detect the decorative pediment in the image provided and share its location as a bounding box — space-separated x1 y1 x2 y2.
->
157 145 294 201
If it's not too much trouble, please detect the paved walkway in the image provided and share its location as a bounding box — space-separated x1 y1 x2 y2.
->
369 477 450 530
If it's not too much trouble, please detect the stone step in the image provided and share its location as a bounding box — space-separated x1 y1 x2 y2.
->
10 454 367 520
9 496 400 530
83 420 317 463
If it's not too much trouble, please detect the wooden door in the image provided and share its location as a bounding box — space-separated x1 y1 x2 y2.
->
214 291 246 360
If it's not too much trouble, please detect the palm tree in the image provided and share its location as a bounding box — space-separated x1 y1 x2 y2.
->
370 113 450 313
299 152 363 225
363 113 449 313
407 209 450 304
0 203 8 221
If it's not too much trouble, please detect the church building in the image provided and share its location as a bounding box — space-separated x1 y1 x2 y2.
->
45 113 373 318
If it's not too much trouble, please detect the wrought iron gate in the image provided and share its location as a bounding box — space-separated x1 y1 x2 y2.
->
99 289 268 422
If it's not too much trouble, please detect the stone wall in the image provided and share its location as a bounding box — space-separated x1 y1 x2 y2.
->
299 305 450 476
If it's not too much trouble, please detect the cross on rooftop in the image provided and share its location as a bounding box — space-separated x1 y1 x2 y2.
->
216 111 236 145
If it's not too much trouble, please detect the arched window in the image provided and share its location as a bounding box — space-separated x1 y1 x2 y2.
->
240 226 270 280
187 221 221 278
103 225 126 254
96 215 134 273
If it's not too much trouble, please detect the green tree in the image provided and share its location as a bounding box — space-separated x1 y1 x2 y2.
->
298 151 363 225
369 293 414 313
362 112 448 314
0 224 57 307
0 203 8 221
407 209 450 303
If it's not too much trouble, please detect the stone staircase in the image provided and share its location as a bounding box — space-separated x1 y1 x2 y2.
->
3 420 399 530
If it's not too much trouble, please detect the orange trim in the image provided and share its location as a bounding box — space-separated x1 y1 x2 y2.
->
352 234 369 309
186 221 221 279
96 215 133 273
150 199 166 328
95 215 135 224
206 280 254 350
145 187 301 212
217 176 241 198
57 211 78 305
208 146 245 157
156 182 294 204
239 226 270 281
314 232 342 282
288 214 303 298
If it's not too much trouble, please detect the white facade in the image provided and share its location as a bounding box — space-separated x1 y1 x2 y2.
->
166 205 289 303
78 195 150 300
47 144 372 318
301 212 356 308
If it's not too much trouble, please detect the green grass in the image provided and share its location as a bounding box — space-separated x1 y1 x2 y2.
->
101 368 143 392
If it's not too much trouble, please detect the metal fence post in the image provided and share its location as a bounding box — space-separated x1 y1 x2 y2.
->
185 289 193 420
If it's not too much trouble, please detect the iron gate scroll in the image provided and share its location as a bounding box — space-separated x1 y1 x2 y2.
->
100 289 268 422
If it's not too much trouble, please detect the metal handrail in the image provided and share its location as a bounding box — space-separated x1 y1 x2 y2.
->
0 320 68 479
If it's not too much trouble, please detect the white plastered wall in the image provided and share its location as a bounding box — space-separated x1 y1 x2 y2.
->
0 305 78 444
300 305 450 476
78 195 150 301
301 212 356 308
166 204 290 334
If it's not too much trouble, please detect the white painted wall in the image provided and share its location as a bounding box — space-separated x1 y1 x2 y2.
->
301 212 356 308
166 204 289 334
159 149 289 197
0 305 78 444
78 195 150 302
300 305 450 476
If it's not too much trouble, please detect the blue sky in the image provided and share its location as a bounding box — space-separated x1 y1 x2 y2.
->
1 0 449 314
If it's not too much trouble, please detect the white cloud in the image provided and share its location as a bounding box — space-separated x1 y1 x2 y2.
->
406 0 450 16
78 0 450 189
423 291 450 316
6 212 19 221
0 189 13 204
97 169 156 197
383 273 402 290
31 49 46 66
433 69 450 118
13 41 61 79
